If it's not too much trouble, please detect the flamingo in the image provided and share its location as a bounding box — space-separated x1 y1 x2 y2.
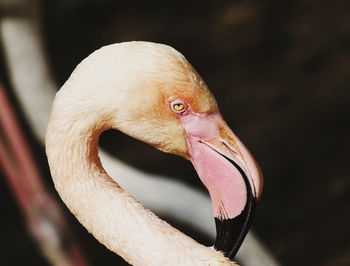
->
45 41 263 265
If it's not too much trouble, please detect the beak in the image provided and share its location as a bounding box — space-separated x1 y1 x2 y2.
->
180 111 263 260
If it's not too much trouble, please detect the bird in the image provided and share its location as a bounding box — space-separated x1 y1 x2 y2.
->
45 41 263 266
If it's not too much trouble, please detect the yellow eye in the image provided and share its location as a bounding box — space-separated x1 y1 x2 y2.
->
173 103 185 112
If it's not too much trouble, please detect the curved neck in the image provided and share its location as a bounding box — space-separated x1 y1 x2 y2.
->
45 103 233 265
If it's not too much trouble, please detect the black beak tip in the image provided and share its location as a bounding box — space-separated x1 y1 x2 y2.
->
214 197 257 260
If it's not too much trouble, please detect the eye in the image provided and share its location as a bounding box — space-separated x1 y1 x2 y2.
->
173 103 185 112
170 99 188 114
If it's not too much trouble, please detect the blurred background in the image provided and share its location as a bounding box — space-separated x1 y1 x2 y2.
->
0 0 349 265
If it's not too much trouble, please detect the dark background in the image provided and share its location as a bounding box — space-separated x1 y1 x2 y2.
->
1 0 349 265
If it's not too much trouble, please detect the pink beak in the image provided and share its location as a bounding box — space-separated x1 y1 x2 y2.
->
178 109 263 259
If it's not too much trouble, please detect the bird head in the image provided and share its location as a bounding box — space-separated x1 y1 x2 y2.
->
58 41 263 259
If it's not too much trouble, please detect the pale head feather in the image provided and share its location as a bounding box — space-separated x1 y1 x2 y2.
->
52 41 217 157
